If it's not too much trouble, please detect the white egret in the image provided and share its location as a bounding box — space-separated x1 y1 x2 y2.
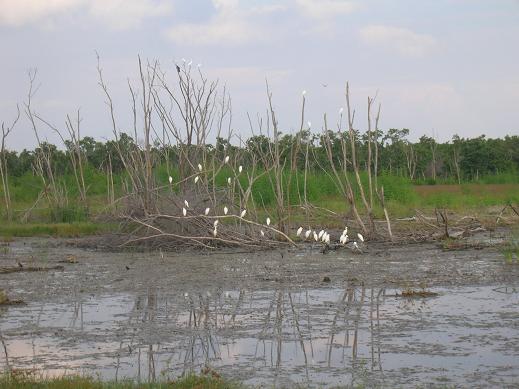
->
224 206 228 215
266 217 271 226
198 163 203 171
343 226 348 235
184 199 189 208
313 232 318 241
308 121 311 128
324 234 330 244
187 60 192 66
182 207 187 216
240 209 247 218
213 220 219 227
238 165 243 173
184 292 189 298
205 207 210 215
224 155 230 163
227 177 232 185
213 228 217 237
318 230 324 239
339 107 344 114
305 229 311 239
302 90 306 95
260 230 265 237
357 233 364 242
194 176 199 184
296 227 303 236
168 176 173 184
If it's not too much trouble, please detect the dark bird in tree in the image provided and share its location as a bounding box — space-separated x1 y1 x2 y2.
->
176 65 181 73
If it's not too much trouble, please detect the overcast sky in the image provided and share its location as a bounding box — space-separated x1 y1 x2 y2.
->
1 0 518 150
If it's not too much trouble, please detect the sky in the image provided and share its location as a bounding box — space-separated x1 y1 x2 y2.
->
0 0 518 150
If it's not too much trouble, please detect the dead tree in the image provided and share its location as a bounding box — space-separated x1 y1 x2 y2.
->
0 105 20 221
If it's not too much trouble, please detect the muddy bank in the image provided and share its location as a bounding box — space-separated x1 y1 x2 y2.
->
0 233 518 387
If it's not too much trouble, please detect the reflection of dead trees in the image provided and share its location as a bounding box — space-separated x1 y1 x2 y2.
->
0 331 10 372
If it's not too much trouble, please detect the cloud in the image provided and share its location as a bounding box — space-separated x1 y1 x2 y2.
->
0 0 171 29
359 25 437 57
166 0 280 46
0 0 82 26
88 0 171 29
295 0 357 19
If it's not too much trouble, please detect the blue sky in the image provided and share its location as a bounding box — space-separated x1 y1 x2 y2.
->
1 0 518 149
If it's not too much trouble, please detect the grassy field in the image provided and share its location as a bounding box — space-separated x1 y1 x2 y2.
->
0 373 239 389
0 169 518 237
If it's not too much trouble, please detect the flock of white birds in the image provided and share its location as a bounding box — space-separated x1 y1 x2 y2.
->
168 156 366 252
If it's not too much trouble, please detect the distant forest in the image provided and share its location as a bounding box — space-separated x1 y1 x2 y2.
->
1 130 518 184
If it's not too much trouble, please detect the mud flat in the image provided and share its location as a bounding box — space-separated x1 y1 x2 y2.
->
1 234 518 387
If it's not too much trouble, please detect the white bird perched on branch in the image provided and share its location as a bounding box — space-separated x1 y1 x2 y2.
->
194 176 199 184
213 227 217 237
302 90 306 96
357 233 364 242
224 155 230 164
227 177 232 185
296 226 303 237
238 165 243 173
205 207 210 215
305 229 312 239
343 226 348 236
339 107 344 114
213 220 219 227
198 163 203 171
308 121 311 128
313 231 318 241
184 200 189 208
224 206 228 215
266 217 271 226
324 233 330 245
182 207 187 216
318 230 324 239
168 176 173 184
240 209 247 218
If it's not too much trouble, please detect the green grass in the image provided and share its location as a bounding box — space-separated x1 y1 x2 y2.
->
0 222 112 238
0 373 239 389
1 167 518 231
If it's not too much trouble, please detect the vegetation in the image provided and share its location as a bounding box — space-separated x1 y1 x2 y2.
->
0 60 517 244
0 372 239 389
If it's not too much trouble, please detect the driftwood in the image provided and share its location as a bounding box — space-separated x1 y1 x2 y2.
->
0 265 64 274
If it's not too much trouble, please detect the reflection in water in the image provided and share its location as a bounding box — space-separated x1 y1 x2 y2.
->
1 285 519 387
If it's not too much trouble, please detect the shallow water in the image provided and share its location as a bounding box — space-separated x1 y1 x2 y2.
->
1 284 519 387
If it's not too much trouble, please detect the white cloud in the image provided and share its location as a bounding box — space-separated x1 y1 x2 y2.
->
89 0 171 29
359 25 437 57
0 0 82 26
295 0 357 19
0 0 171 29
166 0 280 46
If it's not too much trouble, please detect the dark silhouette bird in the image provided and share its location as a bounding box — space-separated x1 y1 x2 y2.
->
176 64 181 73
17 261 23 268
125 265 130 270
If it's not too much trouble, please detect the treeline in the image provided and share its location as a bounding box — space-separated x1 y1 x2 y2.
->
1 131 518 183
